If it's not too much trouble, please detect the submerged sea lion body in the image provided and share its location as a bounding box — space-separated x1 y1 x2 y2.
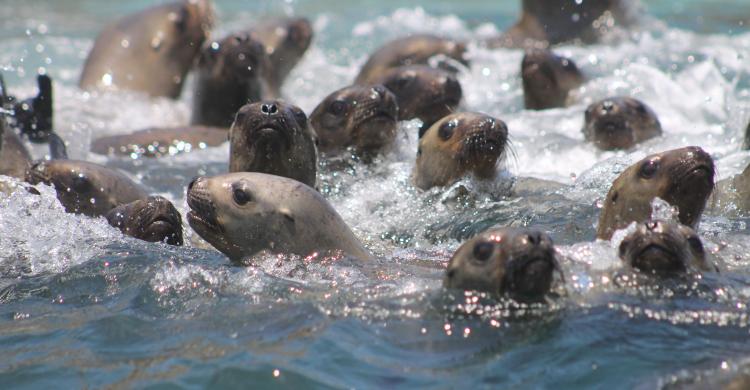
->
355 34 467 86
413 112 508 190
373 65 462 134
444 227 560 302
79 0 213 98
106 196 184 246
309 84 398 155
583 97 662 150
249 18 313 91
597 147 715 240
186 172 372 262
618 219 712 275
26 160 148 217
191 31 276 128
522 49 584 110
229 101 318 188
490 0 634 48
91 126 227 158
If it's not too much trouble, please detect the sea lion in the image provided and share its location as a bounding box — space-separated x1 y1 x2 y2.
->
186 172 372 262
79 0 213 98
373 65 462 135
444 227 560 302
229 101 318 188
25 160 148 217
106 196 184 246
583 97 662 150
191 31 276 128
618 219 712 275
743 120 750 150
596 147 715 240
0 120 32 179
413 112 508 190
522 49 584 110
309 84 398 155
249 18 313 92
355 34 468 86
91 126 227 158
489 0 633 49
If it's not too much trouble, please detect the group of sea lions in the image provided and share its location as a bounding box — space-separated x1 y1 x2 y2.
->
1 0 749 306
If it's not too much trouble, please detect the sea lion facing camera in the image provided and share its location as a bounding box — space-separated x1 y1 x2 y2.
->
522 49 584 110
26 160 148 217
355 34 468 86
489 0 634 48
413 112 508 190
229 101 318 188
191 31 276 128
444 227 560 302
186 172 372 262
583 97 662 151
618 219 712 275
309 84 398 155
79 0 213 98
249 18 314 91
106 196 184 246
597 147 715 240
373 65 462 135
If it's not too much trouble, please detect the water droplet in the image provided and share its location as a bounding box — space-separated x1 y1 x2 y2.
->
121 39 130 48
101 73 113 86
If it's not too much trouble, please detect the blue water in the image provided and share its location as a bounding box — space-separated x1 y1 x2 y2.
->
2 0 750 388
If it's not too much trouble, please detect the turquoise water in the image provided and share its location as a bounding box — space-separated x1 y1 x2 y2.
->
2 0 750 388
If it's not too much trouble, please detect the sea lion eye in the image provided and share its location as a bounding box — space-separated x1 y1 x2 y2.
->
438 120 457 141
232 186 252 206
329 100 348 116
639 159 660 179
635 102 648 115
473 242 494 262
417 146 422 157
291 106 308 127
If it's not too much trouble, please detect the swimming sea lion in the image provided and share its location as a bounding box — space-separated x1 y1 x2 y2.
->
249 18 313 92
106 196 184 246
583 97 662 150
91 126 227 158
186 172 372 262
596 147 715 240
309 84 398 155
79 0 213 98
444 227 560 302
355 34 468 86
489 0 633 49
522 49 584 110
229 101 318 188
25 160 148 217
373 65 462 135
191 31 276 128
0 120 32 179
413 112 508 190
618 219 712 274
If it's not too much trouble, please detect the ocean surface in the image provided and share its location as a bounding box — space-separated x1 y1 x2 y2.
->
2 0 750 388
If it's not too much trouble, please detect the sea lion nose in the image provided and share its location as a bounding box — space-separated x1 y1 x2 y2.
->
187 176 201 192
601 100 616 114
261 103 279 116
526 231 542 245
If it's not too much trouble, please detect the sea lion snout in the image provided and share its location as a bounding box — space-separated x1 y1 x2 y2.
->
618 220 709 275
503 231 557 299
583 97 662 150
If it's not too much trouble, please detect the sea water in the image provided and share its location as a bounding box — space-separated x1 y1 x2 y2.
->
1 0 750 388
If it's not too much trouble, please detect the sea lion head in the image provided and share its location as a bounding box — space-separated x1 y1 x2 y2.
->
25 160 147 217
521 49 584 110
583 97 662 150
106 196 183 246
355 34 468 85
597 146 715 240
414 112 508 190
444 227 559 302
310 84 399 154
376 65 462 133
185 173 310 261
199 31 269 82
228 100 317 187
278 17 314 56
618 220 708 275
